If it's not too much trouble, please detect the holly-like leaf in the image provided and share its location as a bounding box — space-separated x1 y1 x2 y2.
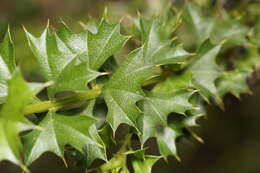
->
186 39 222 104
251 18 260 45
217 70 251 98
140 88 200 158
183 2 249 46
25 19 128 97
156 111 202 158
236 47 260 73
0 70 35 166
79 100 107 167
217 46 259 98
130 150 160 173
210 13 249 45
139 90 194 144
153 73 193 92
132 156 159 173
0 29 15 104
98 150 130 173
80 19 99 34
23 112 101 165
104 17 190 132
183 2 215 45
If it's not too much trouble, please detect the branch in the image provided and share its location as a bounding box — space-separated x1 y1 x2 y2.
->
23 86 102 115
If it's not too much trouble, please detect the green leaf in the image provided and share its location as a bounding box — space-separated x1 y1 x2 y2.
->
99 151 129 173
139 90 195 157
217 46 259 98
80 19 99 34
217 70 251 98
25 19 128 97
236 47 260 73
183 2 249 46
139 90 194 144
104 17 190 132
23 112 100 165
186 39 222 104
153 72 193 92
79 100 107 167
48 52 102 96
159 8 182 39
0 70 35 166
132 156 159 173
183 2 215 45
210 13 249 45
0 29 15 104
156 126 178 158
131 150 160 173
156 113 202 158
251 17 260 45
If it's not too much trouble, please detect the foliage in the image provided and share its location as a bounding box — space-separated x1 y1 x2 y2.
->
0 1 259 172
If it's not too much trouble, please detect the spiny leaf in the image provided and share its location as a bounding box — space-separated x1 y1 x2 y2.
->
235 47 260 73
158 8 182 39
79 100 107 167
23 112 100 165
104 17 190 132
217 70 251 98
132 156 159 173
186 39 222 104
139 90 194 144
251 17 260 45
0 70 35 166
183 2 249 46
153 72 193 92
210 13 249 45
0 29 15 104
216 47 259 98
80 19 99 34
130 150 160 173
183 2 215 45
152 109 202 159
99 151 130 173
25 19 128 97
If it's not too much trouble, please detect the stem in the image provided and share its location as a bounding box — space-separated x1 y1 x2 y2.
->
23 86 102 115
23 73 165 116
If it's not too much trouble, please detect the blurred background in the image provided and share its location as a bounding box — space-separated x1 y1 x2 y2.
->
0 0 260 172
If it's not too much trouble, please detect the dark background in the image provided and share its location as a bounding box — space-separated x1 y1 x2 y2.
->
0 0 260 172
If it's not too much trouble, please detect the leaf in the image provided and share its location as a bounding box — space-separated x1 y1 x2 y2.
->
183 2 215 45
48 52 102 95
186 39 222 104
251 17 260 45
25 19 128 97
155 113 202 158
104 17 190 132
79 100 107 167
210 13 249 45
139 90 194 144
236 47 260 73
23 111 100 165
156 126 178 158
183 2 249 46
0 70 35 166
0 29 15 104
132 156 159 173
99 151 130 173
139 90 195 157
130 150 160 173
80 19 99 34
217 70 251 98
159 8 182 39
218 46 259 98
153 72 193 92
